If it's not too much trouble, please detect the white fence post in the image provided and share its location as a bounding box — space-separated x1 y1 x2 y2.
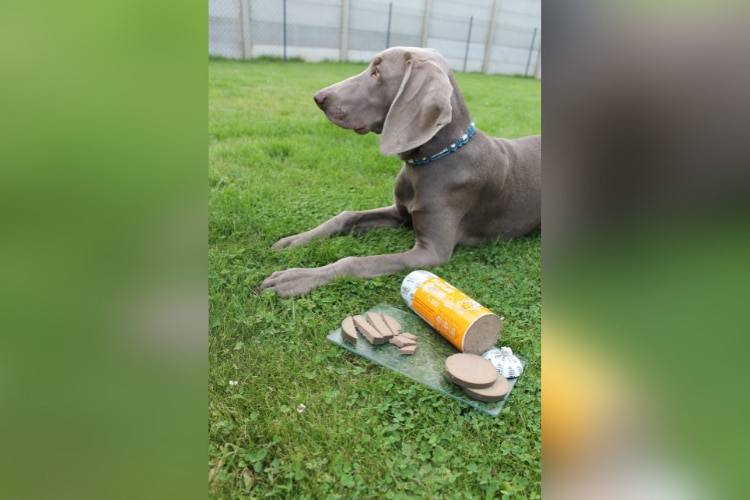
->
420 0 432 47
481 0 500 74
340 0 350 61
239 0 253 60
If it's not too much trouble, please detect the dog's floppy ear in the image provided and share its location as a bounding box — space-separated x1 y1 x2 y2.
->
379 57 453 156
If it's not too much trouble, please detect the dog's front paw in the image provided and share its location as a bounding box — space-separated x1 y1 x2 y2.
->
258 268 328 297
271 233 310 251
271 236 294 250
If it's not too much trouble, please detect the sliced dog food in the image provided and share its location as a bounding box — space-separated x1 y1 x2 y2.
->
366 312 394 340
380 313 402 336
352 315 386 345
340 312 418 353
389 334 417 348
444 353 498 389
341 316 358 344
398 345 417 355
461 375 510 402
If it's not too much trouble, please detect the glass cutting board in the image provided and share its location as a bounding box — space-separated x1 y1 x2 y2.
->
326 303 524 417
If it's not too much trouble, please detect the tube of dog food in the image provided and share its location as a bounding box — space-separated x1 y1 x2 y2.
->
401 270 502 354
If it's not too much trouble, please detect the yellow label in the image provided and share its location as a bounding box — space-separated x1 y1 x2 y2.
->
411 276 494 352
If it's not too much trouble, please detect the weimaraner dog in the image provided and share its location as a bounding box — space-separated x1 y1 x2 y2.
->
260 47 541 297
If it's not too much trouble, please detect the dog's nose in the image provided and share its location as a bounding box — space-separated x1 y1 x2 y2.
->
313 91 327 110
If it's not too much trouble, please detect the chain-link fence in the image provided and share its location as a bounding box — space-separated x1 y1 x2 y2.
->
209 0 541 78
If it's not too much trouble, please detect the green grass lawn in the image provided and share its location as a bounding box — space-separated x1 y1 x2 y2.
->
209 57 541 499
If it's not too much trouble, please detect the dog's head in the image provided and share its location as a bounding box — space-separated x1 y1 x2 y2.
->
313 47 455 156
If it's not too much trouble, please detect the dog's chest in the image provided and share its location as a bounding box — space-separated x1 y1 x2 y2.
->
394 164 458 215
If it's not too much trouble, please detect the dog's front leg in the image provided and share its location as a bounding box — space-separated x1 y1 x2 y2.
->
271 205 406 250
259 209 458 297
258 246 447 297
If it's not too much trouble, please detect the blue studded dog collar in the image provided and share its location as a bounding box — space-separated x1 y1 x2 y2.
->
405 123 476 166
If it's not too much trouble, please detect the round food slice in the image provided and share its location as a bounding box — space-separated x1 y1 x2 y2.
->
461 376 511 402
444 353 498 389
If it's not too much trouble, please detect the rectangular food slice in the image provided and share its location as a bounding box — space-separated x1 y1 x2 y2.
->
366 312 394 340
398 345 417 355
381 313 402 336
340 316 358 344
389 335 417 348
352 315 386 345
399 333 417 341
